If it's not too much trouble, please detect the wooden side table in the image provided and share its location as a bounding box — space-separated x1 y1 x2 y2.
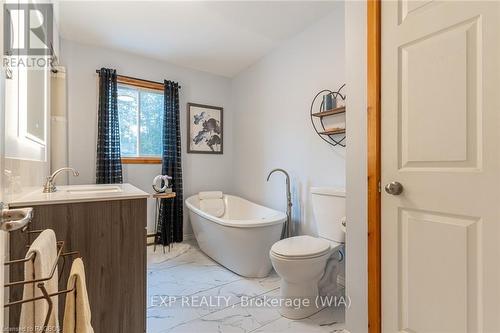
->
147 192 176 252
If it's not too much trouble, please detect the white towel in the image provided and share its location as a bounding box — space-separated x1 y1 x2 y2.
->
200 198 225 217
198 191 223 200
19 229 60 333
63 258 94 333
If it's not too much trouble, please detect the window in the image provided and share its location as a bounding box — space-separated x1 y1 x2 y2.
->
117 79 164 164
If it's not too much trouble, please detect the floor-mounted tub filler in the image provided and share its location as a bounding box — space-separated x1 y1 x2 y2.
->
185 193 286 278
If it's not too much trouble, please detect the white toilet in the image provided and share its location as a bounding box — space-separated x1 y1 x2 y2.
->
269 187 345 319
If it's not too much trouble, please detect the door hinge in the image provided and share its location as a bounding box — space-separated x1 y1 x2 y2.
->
378 181 381 193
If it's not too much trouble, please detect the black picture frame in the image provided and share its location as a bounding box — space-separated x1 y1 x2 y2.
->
187 103 223 154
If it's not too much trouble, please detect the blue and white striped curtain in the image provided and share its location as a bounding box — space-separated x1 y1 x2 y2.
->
157 80 183 246
96 68 123 184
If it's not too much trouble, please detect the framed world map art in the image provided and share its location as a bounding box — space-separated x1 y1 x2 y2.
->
187 103 223 154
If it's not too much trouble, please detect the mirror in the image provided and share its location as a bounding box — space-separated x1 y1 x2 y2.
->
4 65 48 162
15 65 48 145
25 68 47 144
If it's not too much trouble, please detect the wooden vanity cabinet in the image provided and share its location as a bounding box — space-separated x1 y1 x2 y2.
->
8 198 147 333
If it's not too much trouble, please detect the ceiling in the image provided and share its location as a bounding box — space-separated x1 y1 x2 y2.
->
57 1 338 77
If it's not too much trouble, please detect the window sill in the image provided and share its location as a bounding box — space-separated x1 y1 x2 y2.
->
122 157 162 164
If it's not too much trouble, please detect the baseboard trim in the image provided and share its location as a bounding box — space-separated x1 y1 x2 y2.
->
146 233 194 241
183 233 194 241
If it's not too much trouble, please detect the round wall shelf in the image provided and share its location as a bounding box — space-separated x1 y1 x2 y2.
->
310 84 346 147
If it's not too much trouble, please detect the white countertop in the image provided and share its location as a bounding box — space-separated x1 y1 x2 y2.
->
8 183 150 207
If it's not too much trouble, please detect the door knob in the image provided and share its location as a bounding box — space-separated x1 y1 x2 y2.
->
385 182 403 195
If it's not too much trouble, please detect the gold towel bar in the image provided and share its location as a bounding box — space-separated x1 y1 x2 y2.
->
4 224 83 333
5 241 64 288
5 280 77 333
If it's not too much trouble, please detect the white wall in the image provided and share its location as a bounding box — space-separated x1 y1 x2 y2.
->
230 5 345 237
345 1 368 333
60 40 233 234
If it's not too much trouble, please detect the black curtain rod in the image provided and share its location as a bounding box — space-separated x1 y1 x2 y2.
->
95 70 181 89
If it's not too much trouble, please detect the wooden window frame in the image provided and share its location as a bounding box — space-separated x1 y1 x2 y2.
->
121 157 162 164
367 1 381 333
117 75 164 91
117 76 163 165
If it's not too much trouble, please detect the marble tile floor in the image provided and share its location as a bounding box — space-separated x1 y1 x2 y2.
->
147 240 346 333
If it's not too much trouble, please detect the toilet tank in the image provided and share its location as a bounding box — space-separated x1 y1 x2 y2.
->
311 187 346 243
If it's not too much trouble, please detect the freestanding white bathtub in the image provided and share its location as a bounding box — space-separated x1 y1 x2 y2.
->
185 194 286 278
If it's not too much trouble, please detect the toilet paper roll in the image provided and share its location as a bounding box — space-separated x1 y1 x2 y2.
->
152 175 172 193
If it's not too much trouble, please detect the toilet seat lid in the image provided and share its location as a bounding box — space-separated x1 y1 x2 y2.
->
271 235 331 258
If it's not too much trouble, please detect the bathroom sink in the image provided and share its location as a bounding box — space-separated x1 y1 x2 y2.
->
65 186 122 195
7 183 148 207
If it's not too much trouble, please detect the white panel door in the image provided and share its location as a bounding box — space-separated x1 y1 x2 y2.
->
381 1 500 332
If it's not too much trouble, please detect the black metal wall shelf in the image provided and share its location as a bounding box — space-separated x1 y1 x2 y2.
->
310 84 346 147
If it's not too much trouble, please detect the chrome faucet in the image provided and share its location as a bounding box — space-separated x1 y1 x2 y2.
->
267 168 292 239
43 167 80 193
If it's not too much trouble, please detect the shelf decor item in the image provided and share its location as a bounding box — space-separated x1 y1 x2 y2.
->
310 84 346 147
323 93 336 110
187 103 223 154
152 174 172 193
